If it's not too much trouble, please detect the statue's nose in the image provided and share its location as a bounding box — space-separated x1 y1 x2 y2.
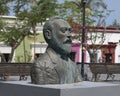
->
67 33 71 41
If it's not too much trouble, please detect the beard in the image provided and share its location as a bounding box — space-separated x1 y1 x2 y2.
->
50 37 72 55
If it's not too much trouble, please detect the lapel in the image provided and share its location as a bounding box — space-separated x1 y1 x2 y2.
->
46 48 66 77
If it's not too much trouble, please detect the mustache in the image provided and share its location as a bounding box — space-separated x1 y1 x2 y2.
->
63 39 72 44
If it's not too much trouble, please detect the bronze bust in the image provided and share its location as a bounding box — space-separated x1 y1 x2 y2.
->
30 17 82 84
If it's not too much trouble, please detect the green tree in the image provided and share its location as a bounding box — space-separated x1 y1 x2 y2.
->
0 20 30 62
0 0 10 15
57 1 81 21
16 0 57 61
0 0 58 62
0 0 13 62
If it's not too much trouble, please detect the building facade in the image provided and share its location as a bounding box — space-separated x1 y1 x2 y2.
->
1 16 120 63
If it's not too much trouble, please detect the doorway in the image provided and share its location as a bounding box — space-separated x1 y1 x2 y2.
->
105 53 112 63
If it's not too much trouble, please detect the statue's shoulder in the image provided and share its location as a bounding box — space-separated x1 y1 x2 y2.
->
35 52 52 67
37 52 49 61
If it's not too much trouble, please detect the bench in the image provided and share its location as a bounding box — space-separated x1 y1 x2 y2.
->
89 63 120 81
0 63 33 80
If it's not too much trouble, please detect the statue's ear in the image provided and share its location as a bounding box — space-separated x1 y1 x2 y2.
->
45 30 52 39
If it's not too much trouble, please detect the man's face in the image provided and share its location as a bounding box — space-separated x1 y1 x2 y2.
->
51 19 72 55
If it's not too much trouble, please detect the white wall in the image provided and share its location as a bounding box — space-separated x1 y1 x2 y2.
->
87 32 120 63
115 43 120 63
31 43 47 61
0 46 11 53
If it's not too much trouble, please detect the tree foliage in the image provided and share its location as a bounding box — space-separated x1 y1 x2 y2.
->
0 19 30 62
0 0 10 15
0 0 58 62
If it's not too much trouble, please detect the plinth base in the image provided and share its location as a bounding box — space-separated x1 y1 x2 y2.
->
0 81 120 96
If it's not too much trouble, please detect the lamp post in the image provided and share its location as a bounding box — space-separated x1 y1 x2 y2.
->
81 0 87 79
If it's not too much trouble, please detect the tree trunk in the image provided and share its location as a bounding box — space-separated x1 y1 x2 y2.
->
87 49 97 63
8 48 15 62
0 53 6 62
8 36 25 62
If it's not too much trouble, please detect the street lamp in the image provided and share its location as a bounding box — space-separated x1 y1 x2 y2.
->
81 0 87 79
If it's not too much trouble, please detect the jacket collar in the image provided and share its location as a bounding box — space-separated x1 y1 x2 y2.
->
46 47 60 64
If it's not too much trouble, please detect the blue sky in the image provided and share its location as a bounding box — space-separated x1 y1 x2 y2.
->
59 0 120 25
104 0 120 25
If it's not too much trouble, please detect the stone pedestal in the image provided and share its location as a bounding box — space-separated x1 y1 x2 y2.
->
0 81 120 96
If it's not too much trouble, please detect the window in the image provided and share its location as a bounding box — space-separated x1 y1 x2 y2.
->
104 53 112 63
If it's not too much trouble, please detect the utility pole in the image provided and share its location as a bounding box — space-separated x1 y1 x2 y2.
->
81 0 87 79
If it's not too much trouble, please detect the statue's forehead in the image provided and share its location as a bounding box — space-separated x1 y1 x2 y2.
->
53 19 70 27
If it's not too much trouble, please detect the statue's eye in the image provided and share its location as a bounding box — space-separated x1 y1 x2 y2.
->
69 28 72 32
60 27 72 33
60 27 67 33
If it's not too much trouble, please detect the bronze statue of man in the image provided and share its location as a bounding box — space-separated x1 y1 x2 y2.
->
30 17 82 84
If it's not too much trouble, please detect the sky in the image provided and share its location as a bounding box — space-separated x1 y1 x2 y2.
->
59 0 120 26
9 0 120 26
104 0 120 25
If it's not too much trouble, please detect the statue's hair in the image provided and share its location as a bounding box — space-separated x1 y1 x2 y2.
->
43 16 62 43
43 16 62 31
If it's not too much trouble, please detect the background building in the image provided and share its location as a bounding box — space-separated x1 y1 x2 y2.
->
0 16 120 63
